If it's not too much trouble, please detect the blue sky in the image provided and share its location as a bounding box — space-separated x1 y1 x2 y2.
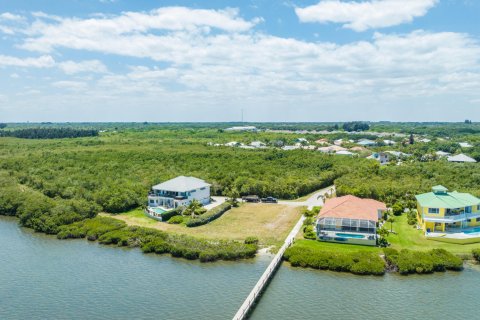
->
0 0 479 122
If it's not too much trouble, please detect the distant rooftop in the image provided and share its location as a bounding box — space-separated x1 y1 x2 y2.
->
225 126 257 131
152 176 210 192
447 154 476 163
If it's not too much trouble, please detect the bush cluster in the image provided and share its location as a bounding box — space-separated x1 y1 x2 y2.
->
186 203 232 227
471 249 480 262
160 208 182 221
56 217 257 263
167 216 184 224
284 245 385 276
383 248 463 275
56 217 126 240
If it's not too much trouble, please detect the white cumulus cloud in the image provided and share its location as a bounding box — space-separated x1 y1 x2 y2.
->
0 55 55 68
58 60 108 74
295 0 438 31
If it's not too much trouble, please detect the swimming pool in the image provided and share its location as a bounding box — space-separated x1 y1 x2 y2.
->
151 207 166 215
463 227 480 234
335 233 365 239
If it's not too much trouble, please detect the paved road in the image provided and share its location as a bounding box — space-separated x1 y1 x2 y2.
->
278 185 335 209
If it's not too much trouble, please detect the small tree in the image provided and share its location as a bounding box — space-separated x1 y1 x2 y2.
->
387 213 395 232
392 202 404 216
183 200 206 218
226 187 240 207
409 133 414 145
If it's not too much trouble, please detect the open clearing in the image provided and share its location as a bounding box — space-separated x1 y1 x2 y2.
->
105 203 304 247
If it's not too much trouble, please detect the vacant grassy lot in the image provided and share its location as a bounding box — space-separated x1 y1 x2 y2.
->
387 215 480 254
106 203 303 247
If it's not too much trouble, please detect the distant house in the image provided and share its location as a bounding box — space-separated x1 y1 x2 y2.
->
225 126 257 132
295 138 309 144
225 141 240 147
148 176 211 210
383 139 396 145
315 138 330 145
447 154 477 163
416 185 480 233
419 138 431 143
282 145 300 151
350 146 368 152
316 195 387 246
367 152 389 164
335 150 354 156
385 151 411 158
436 151 451 158
459 142 473 148
250 141 266 148
333 139 343 146
318 145 347 153
357 139 376 147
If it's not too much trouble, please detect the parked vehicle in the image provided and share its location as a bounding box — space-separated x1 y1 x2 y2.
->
242 195 260 203
261 196 278 203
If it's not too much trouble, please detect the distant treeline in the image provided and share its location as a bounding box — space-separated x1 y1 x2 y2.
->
0 128 99 139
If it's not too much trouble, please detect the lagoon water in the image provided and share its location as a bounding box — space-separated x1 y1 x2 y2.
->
1 216 480 320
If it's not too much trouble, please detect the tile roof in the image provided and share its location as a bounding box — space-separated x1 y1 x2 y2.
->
319 195 386 222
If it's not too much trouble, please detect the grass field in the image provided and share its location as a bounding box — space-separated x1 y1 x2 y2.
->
106 203 304 248
386 215 480 254
290 214 480 256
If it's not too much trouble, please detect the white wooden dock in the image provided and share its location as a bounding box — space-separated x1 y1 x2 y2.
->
232 214 306 320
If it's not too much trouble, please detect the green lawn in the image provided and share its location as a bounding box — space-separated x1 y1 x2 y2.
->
292 239 380 253
293 214 480 256
386 214 480 254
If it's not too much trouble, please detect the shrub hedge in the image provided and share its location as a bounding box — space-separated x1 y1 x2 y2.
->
284 245 385 276
57 217 257 262
160 207 182 221
472 249 480 262
56 217 126 240
186 203 232 227
383 248 463 275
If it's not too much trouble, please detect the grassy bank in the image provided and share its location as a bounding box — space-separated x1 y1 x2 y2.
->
284 240 385 276
387 215 480 254
57 216 257 262
108 203 303 248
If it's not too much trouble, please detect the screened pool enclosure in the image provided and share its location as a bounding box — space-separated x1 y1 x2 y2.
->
317 217 377 234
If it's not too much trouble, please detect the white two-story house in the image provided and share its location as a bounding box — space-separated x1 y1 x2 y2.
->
148 176 211 209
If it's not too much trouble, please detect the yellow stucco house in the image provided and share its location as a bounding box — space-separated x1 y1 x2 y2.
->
416 185 480 233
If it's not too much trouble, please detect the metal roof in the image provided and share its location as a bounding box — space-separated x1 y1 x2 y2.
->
447 154 476 163
416 188 480 209
152 176 211 192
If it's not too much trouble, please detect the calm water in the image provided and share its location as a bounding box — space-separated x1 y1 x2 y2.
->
2 217 480 320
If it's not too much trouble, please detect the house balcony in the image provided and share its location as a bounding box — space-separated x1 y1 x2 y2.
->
423 211 480 224
148 193 187 200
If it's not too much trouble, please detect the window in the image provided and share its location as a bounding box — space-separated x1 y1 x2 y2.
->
465 206 472 214
428 208 439 214
477 218 480 222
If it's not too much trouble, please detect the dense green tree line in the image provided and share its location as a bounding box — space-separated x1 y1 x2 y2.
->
2 125 480 238
0 128 98 139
